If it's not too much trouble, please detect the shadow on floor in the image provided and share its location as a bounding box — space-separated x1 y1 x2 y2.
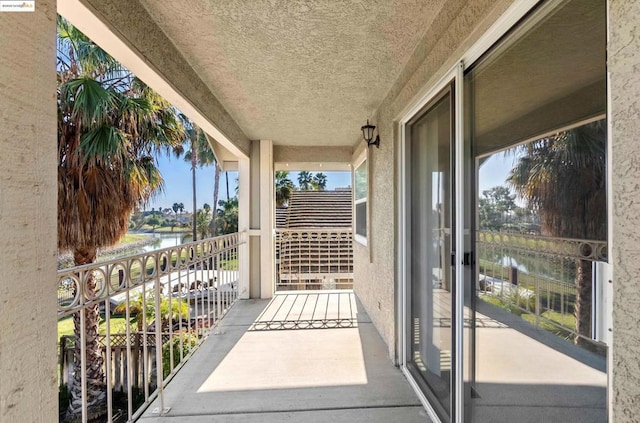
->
139 293 429 423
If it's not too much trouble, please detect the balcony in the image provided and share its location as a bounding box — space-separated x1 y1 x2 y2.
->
57 227 610 423
468 231 608 421
57 231 427 423
137 292 426 422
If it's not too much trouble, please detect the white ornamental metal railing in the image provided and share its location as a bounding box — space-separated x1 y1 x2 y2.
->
57 232 243 423
275 228 353 291
477 231 607 351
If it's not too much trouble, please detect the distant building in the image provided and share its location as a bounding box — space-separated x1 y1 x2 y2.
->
276 189 353 290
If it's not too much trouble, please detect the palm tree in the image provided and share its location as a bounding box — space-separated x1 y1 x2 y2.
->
196 207 212 240
225 171 230 199
297 171 313 190
275 171 295 207
182 118 200 241
313 173 327 191
215 197 239 235
212 167 221 236
57 17 184 420
195 139 220 237
182 121 217 240
507 120 606 345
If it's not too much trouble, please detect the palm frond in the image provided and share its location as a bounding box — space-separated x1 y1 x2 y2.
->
79 126 128 163
506 121 606 240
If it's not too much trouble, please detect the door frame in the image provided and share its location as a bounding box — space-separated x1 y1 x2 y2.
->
399 63 464 423
396 2 544 422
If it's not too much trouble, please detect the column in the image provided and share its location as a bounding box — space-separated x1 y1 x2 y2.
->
610 2 640 422
0 1 58 420
259 140 274 299
238 157 251 299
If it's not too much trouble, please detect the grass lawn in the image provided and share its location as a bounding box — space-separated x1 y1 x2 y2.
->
120 233 150 244
521 310 575 330
481 295 508 310
138 225 190 234
58 315 135 339
478 259 577 309
480 295 576 340
219 257 238 270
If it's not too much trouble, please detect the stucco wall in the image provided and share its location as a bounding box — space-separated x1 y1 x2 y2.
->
0 1 58 420
353 0 511 360
609 1 640 421
273 146 353 166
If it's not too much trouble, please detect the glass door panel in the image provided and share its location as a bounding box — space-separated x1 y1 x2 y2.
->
407 86 454 422
463 1 608 422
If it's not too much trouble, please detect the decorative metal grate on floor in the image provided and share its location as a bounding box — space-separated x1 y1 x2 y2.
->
249 291 358 331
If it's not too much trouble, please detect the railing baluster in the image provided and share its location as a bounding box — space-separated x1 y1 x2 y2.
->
104 296 113 422
124 272 133 420
178 262 184 365
167 258 174 377
142 281 149 401
80 270 88 423
216 248 221 324
225 246 230 313
206 246 211 330
153 253 165 416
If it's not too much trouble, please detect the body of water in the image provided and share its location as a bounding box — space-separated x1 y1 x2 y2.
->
140 232 191 252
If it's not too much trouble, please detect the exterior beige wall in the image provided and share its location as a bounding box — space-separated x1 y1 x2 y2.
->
609 1 640 421
353 0 512 360
274 146 353 165
0 1 58 420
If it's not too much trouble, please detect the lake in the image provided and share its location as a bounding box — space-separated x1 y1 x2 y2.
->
139 232 191 252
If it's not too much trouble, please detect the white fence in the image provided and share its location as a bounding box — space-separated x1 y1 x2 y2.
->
477 231 608 350
275 228 353 291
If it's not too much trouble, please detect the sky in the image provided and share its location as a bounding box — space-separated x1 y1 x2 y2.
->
147 149 517 213
478 149 526 206
146 153 236 212
146 154 351 212
478 152 515 194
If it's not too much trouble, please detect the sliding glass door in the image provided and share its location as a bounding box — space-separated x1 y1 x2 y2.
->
403 1 608 422
463 1 608 422
406 85 455 422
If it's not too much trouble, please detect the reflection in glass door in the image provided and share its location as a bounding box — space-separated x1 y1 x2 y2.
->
406 85 455 422
463 1 608 422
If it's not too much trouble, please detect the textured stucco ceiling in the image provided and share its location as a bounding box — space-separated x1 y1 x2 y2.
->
137 0 445 147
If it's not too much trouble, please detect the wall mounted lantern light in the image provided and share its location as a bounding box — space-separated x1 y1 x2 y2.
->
361 119 380 149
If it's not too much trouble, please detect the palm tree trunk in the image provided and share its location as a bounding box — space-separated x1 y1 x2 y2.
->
133 313 143 389
67 247 107 422
574 259 593 345
210 165 220 237
225 171 230 200
192 158 197 242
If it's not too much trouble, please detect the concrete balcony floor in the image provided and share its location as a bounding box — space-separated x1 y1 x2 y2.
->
140 291 429 422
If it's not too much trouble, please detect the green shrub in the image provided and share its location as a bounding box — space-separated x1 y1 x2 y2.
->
506 288 536 315
162 331 198 377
